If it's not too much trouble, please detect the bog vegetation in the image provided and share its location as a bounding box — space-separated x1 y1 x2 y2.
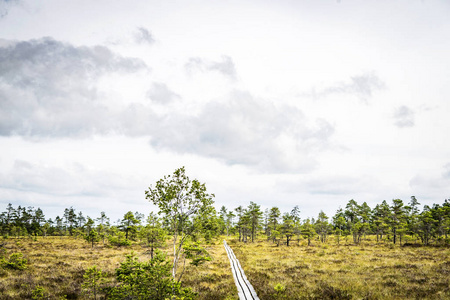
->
0 167 449 299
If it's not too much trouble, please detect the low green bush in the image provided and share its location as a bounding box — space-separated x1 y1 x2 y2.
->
2 252 28 270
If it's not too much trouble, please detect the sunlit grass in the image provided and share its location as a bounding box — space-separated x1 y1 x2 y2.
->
0 235 449 299
230 236 450 299
0 237 154 299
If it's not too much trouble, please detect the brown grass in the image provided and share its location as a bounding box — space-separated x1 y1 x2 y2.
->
0 236 449 299
229 237 450 300
0 236 236 299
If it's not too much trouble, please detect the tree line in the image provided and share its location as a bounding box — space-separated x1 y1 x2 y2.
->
1 196 449 247
220 196 450 246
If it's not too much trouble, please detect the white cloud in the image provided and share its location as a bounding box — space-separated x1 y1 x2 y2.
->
134 27 154 45
0 37 147 137
393 105 415 128
407 163 450 205
185 56 237 80
147 82 180 104
0 158 150 220
148 90 335 173
302 72 385 103
0 0 21 18
0 160 142 197
0 0 449 220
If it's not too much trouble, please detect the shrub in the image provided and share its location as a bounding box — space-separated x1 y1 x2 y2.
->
31 285 46 300
108 251 197 300
274 282 286 293
108 235 131 247
184 242 212 266
81 265 106 300
2 252 28 270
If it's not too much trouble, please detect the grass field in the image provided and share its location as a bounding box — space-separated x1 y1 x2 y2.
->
229 238 450 300
0 236 449 299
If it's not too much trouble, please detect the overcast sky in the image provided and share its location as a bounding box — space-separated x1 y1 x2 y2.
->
0 0 449 222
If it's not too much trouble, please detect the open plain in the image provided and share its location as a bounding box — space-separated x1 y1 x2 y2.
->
1 236 449 299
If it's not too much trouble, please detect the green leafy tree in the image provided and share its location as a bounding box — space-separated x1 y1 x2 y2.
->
390 199 406 244
234 206 245 242
145 167 215 281
332 208 346 245
226 210 235 237
301 218 316 246
120 211 141 241
81 266 106 300
372 203 389 243
281 213 295 246
192 207 221 243
140 212 166 259
315 211 331 243
268 207 281 243
358 202 372 240
247 202 263 242
96 212 110 245
85 229 100 248
219 206 227 235
406 196 421 242
291 206 302 244
84 217 95 236
418 206 435 245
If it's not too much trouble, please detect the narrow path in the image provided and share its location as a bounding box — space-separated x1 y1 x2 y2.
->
223 240 260 300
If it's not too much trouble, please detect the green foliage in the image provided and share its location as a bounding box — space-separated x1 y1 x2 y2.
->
120 211 141 241
315 211 332 243
139 212 166 259
108 251 196 300
85 229 100 248
2 252 28 270
31 285 46 300
145 166 215 280
301 219 316 246
81 265 106 300
274 282 286 293
281 213 295 246
183 242 211 266
108 229 131 247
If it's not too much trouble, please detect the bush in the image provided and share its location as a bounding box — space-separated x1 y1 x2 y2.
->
108 251 197 300
108 235 131 247
274 283 286 293
2 252 28 270
31 285 46 300
81 265 106 300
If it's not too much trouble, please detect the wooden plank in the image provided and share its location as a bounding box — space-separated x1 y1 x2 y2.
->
224 240 260 300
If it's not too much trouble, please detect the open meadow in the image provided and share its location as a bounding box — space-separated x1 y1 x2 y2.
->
0 235 449 299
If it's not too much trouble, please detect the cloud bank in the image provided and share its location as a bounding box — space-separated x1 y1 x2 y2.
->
0 37 147 137
0 37 334 173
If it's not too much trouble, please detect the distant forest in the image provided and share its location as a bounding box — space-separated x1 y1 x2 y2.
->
1 196 449 247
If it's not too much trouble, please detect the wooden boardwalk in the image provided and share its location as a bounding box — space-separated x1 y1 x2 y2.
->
223 240 260 300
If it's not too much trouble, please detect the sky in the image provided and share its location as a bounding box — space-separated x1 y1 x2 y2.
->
0 0 449 223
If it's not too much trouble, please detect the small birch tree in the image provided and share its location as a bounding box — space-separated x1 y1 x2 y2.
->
145 167 214 281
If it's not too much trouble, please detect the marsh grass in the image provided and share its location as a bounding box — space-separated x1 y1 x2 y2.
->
231 237 450 299
0 236 236 299
0 237 162 299
0 236 449 299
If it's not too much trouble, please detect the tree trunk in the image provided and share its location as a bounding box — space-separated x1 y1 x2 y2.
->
172 232 177 279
